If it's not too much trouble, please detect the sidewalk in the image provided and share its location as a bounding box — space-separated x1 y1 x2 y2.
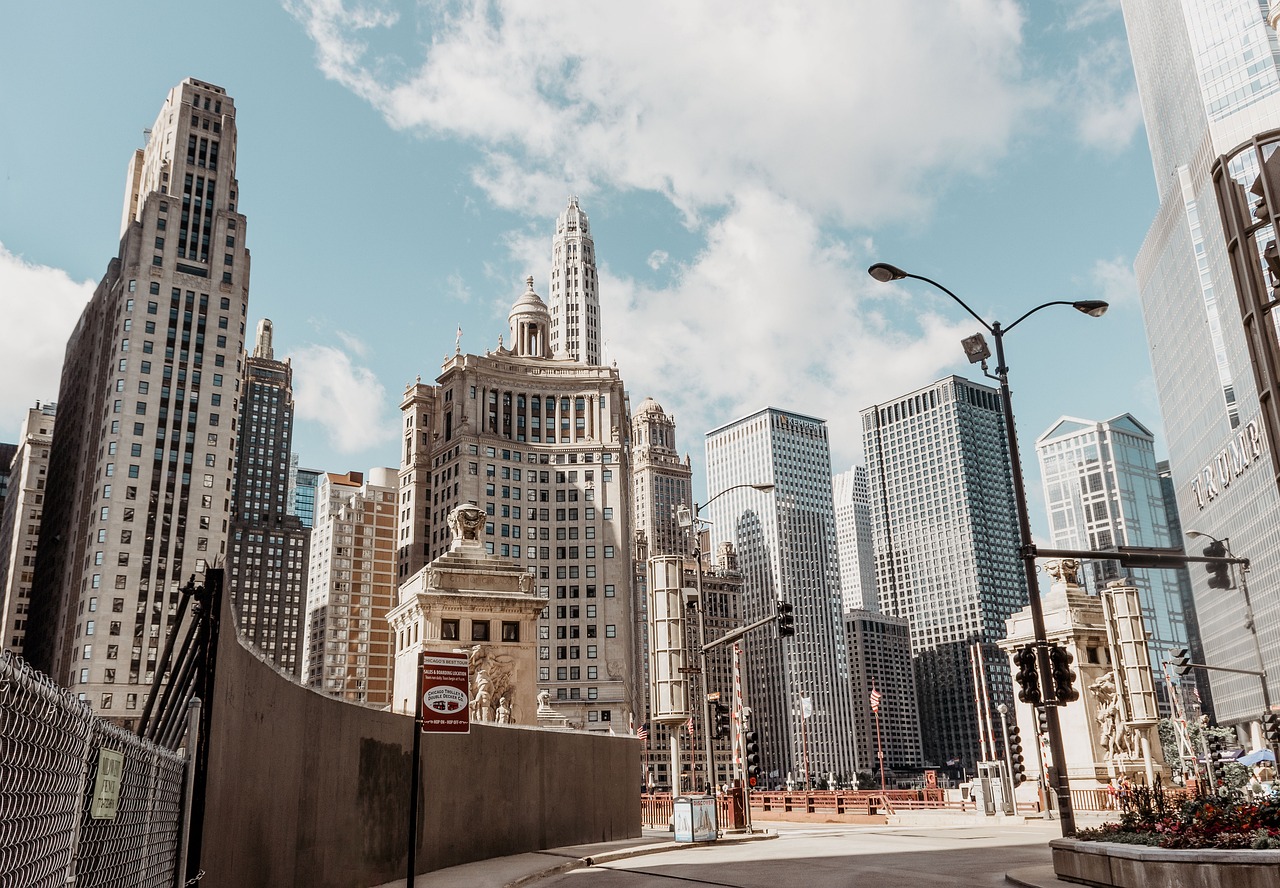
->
372 829 777 888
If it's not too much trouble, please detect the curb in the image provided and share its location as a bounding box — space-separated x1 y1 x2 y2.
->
505 831 778 887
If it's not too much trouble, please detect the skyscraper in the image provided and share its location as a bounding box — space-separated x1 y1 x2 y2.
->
548 197 601 365
1035 414 1195 714
0 403 56 655
1121 1 1280 723
705 408 858 782
227 319 309 675
861 376 1023 770
27 79 249 717
395 271 639 733
833 465 878 613
844 609 923 773
631 397 692 559
303 468 398 706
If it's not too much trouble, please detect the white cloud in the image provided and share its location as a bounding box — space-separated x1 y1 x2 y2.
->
602 190 976 468
445 271 473 303
290 343 395 453
1091 256 1139 308
647 250 669 271
1066 38 1143 153
1059 0 1120 32
286 0 1035 225
0 244 93 435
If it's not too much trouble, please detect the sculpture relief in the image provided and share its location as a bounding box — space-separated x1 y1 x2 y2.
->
468 643 515 722
1090 671 1135 761
1044 558 1081 587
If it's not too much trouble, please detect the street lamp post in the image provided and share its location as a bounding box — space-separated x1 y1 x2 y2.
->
681 482 775 797
1185 530 1275 759
868 261 1108 837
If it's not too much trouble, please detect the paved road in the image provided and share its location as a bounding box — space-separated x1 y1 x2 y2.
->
533 820 1058 887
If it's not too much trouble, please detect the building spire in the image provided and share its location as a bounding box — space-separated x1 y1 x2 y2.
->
253 318 274 360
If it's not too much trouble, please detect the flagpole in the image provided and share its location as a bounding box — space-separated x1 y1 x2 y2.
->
801 695 811 791
872 686 886 792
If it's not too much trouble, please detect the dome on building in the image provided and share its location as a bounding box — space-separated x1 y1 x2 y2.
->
508 276 551 358
635 396 664 416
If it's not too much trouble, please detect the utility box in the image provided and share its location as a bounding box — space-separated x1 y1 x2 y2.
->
672 796 718 842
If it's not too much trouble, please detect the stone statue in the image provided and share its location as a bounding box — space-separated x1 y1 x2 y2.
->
496 696 512 724
1090 670 1133 760
448 504 486 547
518 572 534 593
473 668 494 722
537 689 555 715
1045 558 1081 587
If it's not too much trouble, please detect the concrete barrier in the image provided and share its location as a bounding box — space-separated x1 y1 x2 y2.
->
1051 837 1280 888
198 600 640 887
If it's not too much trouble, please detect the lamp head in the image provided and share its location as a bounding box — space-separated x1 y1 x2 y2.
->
1073 300 1109 318
868 263 908 283
961 333 991 364
751 483 776 494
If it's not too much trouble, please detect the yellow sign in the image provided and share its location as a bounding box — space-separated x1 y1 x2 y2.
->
90 748 125 820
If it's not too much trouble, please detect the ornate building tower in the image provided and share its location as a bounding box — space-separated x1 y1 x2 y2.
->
395 273 638 733
631 398 692 559
548 197 601 365
27 79 249 719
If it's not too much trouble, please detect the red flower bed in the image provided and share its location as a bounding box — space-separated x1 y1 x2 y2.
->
1077 784 1280 850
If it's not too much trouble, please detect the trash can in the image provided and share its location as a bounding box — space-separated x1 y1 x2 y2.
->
672 795 718 842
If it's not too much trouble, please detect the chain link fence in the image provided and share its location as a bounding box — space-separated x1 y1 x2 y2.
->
1 651 190 887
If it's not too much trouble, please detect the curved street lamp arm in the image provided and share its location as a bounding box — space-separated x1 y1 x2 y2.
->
695 482 775 519
1004 301 1080 335
899 272 993 334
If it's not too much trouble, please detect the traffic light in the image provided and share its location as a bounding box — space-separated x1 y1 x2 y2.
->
776 601 795 638
1265 713 1280 746
1007 723 1026 786
1049 644 1079 705
1013 644 1041 705
713 702 731 739
1171 648 1193 677
1207 731 1225 767
1203 540 1233 590
1035 705 1050 736
745 731 762 785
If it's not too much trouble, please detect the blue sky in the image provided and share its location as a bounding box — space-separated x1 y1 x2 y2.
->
0 0 1161 541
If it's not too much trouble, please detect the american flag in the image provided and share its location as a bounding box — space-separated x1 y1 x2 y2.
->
686 716 695 737
870 688 882 713
637 724 649 741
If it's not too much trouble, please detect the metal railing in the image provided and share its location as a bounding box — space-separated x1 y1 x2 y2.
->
0 651 189 887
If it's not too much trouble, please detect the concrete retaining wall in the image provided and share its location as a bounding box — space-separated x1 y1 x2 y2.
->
1052 838 1280 888
200 607 640 887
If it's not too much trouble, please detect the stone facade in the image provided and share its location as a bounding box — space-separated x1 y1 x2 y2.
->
389 505 547 724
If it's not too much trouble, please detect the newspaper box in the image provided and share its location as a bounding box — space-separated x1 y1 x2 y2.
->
672 795 717 843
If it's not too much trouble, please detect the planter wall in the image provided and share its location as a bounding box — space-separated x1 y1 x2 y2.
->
1052 837 1280 888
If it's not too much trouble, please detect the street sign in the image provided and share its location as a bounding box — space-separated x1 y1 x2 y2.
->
678 667 702 674
421 652 470 733
706 692 721 701
90 748 124 820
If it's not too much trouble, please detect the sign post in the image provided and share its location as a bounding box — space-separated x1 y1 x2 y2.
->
407 651 470 886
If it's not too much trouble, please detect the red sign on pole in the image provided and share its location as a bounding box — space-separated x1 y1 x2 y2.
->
420 652 470 734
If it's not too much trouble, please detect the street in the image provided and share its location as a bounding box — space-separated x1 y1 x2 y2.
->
535 821 1057 887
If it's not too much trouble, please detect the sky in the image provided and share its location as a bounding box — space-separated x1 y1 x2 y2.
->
0 0 1162 543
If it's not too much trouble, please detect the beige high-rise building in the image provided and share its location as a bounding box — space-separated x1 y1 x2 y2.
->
548 197 601 365
303 469 398 707
0 402 57 654
631 397 692 559
27 79 249 719
397 270 638 732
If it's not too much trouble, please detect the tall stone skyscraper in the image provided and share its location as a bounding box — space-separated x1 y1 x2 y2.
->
548 197 601 365
705 408 858 782
861 376 1023 770
303 469 398 706
832 465 877 613
227 319 309 676
1035 414 1194 714
396 268 638 733
1120 0 1280 723
27 79 249 715
0 402 57 655
631 397 692 558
